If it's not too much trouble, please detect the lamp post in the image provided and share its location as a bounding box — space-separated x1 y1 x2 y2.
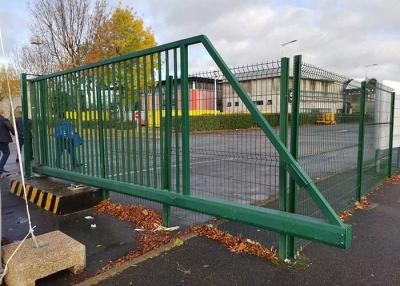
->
365 63 378 79
280 40 298 57
30 37 43 46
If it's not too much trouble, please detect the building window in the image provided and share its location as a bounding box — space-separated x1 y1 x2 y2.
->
253 100 264 106
234 102 239 106
227 102 232 107
266 100 272 105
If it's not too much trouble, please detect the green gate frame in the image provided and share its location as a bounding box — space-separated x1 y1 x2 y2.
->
21 35 351 258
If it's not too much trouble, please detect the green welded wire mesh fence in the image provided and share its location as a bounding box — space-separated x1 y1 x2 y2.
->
295 63 362 219
361 80 394 195
22 35 398 260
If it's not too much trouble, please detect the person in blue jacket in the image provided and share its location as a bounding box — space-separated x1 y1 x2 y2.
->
54 115 83 169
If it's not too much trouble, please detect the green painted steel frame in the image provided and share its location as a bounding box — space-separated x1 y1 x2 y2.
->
288 54 302 259
26 34 351 251
21 73 32 178
388 92 395 177
356 81 367 201
33 166 351 248
278 57 289 260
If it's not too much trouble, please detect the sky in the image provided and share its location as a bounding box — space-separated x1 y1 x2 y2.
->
0 0 399 81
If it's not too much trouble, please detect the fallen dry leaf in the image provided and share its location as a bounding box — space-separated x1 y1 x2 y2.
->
339 210 352 222
354 197 370 210
388 175 400 184
190 225 279 263
96 199 162 231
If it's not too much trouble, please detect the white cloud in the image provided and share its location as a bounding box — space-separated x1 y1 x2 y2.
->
2 0 399 81
131 0 400 81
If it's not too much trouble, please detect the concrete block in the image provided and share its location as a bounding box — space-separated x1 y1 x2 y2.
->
7 176 104 215
2 230 86 286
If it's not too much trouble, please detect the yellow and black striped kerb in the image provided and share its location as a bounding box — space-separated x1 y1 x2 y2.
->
10 180 61 214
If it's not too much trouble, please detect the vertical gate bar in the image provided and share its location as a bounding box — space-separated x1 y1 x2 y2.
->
112 64 120 180
83 70 90 175
158 53 164 188
72 73 79 170
39 80 49 165
78 71 85 173
47 78 54 168
101 66 109 178
137 57 144 185
387 92 395 177
356 81 367 201
64 74 70 170
87 70 96 176
174 48 180 193
130 59 138 183
93 69 99 176
58 76 64 169
144 57 151 186
96 67 106 178
118 62 125 180
52 78 59 168
73 73 82 170
124 61 131 183
30 81 40 165
45 80 51 166
162 204 171 227
21 73 32 178
164 68 172 190
71 73 78 170
288 54 302 259
62 74 69 170
180 45 190 195
162 67 173 227
67 74 74 171
150 54 158 188
278 57 289 261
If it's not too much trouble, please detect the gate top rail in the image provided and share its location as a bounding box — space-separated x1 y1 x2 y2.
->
30 35 205 82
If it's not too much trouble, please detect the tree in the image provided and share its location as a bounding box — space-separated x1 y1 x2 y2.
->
85 7 157 63
0 67 20 100
19 0 109 73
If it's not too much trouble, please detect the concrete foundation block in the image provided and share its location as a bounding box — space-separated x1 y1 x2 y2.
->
2 230 86 286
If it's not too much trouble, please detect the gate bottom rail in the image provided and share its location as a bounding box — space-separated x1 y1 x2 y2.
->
33 166 351 249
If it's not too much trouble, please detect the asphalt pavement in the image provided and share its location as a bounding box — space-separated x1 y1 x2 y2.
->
94 179 400 286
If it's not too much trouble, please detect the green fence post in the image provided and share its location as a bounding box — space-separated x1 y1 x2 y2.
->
278 57 289 261
288 54 302 259
356 81 367 201
21 73 32 178
180 45 190 196
388 92 396 177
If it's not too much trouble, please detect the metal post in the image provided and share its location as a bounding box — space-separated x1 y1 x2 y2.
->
356 81 367 201
180 45 190 196
388 92 395 177
278 57 289 261
288 54 302 259
21 73 32 178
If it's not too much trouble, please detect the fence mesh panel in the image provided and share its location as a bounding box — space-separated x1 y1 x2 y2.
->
295 63 362 219
362 81 393 194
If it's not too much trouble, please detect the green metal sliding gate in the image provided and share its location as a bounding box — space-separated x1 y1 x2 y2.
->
21 35 353 261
